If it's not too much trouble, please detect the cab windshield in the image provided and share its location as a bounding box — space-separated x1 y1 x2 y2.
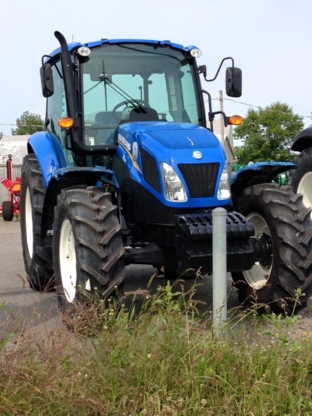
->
81 43 201 145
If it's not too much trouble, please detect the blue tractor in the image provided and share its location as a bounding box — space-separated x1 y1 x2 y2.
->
20 31 312 315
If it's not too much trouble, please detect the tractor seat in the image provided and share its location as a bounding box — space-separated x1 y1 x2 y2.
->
87 111 121 145
95 111 121 126
120 107 159 124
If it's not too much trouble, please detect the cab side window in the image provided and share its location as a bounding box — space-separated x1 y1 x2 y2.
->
47 61 68 137
46 61 74 165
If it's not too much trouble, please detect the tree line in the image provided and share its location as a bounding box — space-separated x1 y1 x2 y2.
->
233 102 304 164
0 111 44 139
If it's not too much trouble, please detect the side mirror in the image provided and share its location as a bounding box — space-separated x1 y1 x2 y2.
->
225 67 242 97
40 64 54 98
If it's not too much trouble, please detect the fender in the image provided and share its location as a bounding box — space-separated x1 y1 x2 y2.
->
27 131 68 188
230 161 296 200
291 127 312 152
41 166 119 242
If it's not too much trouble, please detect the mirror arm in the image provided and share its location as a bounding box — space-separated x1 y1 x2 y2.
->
201 91 228 130
41 55 52 67
202 57 234 82
202 90 213 131
209 111 228 128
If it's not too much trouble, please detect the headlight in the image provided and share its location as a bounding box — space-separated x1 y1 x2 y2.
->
190 48 202 58
217 163 231 200
161 163 188 202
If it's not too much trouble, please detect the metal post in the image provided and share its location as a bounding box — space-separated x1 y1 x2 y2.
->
219 90 225 147
6 156 12 181
212 207 227 331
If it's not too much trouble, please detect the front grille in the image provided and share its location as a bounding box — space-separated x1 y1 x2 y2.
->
178 163 219 198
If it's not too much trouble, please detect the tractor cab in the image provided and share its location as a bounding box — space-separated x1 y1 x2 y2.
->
40 33 242 168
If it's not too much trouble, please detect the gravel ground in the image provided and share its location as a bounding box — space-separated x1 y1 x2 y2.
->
1 218 312 344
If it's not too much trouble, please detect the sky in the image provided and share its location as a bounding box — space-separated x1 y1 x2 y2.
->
1 0 312 139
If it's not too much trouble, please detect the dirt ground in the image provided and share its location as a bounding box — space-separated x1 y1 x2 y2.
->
1 218 312 343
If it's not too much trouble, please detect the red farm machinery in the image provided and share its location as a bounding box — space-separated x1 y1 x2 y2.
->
0 155 21 221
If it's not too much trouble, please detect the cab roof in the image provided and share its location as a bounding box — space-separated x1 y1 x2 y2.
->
47 39 198 62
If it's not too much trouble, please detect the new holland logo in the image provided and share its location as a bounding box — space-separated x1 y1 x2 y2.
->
192 151 202 160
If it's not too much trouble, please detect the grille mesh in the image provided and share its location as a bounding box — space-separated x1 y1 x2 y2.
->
178 163 219 198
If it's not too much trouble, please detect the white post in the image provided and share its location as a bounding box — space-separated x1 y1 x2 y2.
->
212 207 227 332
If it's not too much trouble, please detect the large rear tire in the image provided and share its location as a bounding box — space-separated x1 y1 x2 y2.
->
232 183 312 314
20 155 54 291
2 201 13 221
291 147 312 217
53 187 125 315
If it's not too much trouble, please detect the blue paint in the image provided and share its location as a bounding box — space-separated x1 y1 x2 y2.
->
230 161 296 183
46 39 199 62
116 122 230 209
28 131 68 188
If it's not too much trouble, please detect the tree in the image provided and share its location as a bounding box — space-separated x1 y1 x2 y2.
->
0 132 3 140
234 102 304 164
11 111 44 135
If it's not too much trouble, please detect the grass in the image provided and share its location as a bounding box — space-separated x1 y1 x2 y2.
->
1 280 312 415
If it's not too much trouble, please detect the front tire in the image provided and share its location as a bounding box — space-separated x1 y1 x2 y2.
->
53 187 125 315
20 155 53 291
291 147 312 216
2 201 13 221
232 184 312 314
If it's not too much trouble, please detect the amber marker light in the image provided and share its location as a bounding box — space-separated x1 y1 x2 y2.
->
58 117 74 128
228 115 243 126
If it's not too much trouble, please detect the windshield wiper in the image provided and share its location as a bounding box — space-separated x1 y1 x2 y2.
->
99 74 147 113
84 80 103 95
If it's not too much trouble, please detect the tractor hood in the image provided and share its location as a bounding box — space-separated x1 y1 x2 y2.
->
131 123 220 150
117 121 221 153
115 121 230 209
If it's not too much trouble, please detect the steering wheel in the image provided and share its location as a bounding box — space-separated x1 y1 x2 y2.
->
112 99 150 119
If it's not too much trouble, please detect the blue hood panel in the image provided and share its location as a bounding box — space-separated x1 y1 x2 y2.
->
121 122 219 149
116 122 230 209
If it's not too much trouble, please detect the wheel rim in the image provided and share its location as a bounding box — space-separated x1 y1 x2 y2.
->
298 172 312 218
243 213 272 290
25 187 34 258
59 219 77 303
